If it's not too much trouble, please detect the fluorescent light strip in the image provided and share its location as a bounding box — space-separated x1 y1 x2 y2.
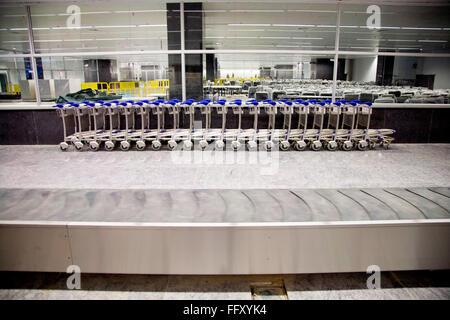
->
287 10 336 13
292 37 323 40
260 36 290 39
402 27 442 30
113 10 167 13
95 25 137 28
317 25 336 28
227 24 271 27
226 36 258 39
137 24 167 27
229 10 284 13
51 26 93 30
387 39 417 42
418 40 448 43
272 24 314 27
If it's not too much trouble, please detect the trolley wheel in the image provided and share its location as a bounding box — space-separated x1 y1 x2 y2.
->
136 140 146 151
89 141 100 152
263 140 274 151
183 140 193 151
74 141 84 151
382 140 391 150
247 140 257 151
104 141 115 151
231 140 241 151
310 140 322 151
357 140 369 151
327 140 338 151
280 140 290 151
369 141 376 150
168 140 178 151
120 140 130 151
59 142 69 151
199 140 209 150
152 140 162 151
342 140 353 151
294 140 307 151
215 140 224 151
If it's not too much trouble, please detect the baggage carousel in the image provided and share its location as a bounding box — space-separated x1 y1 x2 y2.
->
0 144 449 274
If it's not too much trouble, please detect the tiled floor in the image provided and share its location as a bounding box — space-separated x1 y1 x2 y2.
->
0 271 448 300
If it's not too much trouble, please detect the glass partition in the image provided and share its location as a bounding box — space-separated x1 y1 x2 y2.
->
202 53 335 101
0 6 31 55
339 4 450 53
0 57 30 101
203 2 338 51
30 3 168 54
338 54 450 103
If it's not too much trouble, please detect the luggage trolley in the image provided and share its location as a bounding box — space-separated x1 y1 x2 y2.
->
195 99 213 150
353 100 372 151
291 99 310 151
340 100 358 151
70 101 95 151
133 100 152 151
150 99 165 151
54 98 396 152
86 100 109 151
211 99 227 151
54 102 77 151
261 99 277 151
309 100 326 151
164 99 181 151
180 99 195 150
102 100 122 151
224 99 244 151
115 100 136 151
245 99 259 151
277 99 294 151
322 100 341 151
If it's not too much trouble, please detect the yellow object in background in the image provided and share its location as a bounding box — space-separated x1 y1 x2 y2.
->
7 83 21 95
81 80 169 97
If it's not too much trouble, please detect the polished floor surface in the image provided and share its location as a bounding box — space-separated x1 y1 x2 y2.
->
0 270 448 300
0 144 449 190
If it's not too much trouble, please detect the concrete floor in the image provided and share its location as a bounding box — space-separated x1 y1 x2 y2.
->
0 144 449 190
0 270 448 300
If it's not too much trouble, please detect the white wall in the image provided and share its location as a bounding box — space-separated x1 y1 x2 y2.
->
351 57 378 82
418 57 450 90
392 56 418 83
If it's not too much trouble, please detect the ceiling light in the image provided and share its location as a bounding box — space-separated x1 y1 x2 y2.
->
272 24 315 27
292 37 323 40
418 40 448 43
317 25 335 28
95 25 137 28
260 36 290 39
138 24 167 27
276 45 300 48
228 24 270 27
402 27 442 30
229 10 284 13
387 39 416 42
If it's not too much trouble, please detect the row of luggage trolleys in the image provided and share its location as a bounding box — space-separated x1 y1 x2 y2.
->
54 98 395 152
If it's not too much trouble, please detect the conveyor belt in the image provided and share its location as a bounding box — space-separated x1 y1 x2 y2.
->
0 187 449 223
